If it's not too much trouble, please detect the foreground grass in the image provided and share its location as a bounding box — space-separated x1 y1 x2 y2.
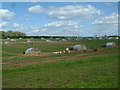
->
3 54 118 88
2 39 119 88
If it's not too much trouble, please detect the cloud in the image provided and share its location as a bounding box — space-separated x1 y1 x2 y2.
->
12 21 85 36
92 13 118 35
13 23 21 29
0 21 9 29
44 21 82 29
38 21 84 36
92 13 118 25
12 23 41 34
47 5 103 19
32 29 40 32
28 4 103 19
0 9 14 21
28 5 45 13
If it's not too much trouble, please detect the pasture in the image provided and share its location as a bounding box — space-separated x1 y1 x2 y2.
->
1 38 119 88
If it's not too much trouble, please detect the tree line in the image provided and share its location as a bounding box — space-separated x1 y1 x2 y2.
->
0 31 26 39
0 30 119 39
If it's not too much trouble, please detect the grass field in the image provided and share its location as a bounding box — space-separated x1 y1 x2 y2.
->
1 38 119 88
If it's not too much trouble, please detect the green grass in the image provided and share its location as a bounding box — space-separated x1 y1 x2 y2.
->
2 46 118 63
2 39 119 53
2 53 17 57
2 38 118 88
2 45 27 54
2 54 118 88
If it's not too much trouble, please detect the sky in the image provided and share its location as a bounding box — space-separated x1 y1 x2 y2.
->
0 1 118 36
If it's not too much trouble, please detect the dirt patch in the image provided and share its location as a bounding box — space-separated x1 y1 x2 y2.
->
23 52 52 56
0 62 10 65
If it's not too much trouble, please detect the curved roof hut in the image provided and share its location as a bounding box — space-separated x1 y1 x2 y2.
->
108 37 113 39
99 37 103 40
11 39 16 41
24 48 41 54
56 38 60 40
46 40 52 43
19 37 22 39
27 40 33 44
115 37 119 39
41 38 46 40
75 38 79 41
67 38 71 40
106 42 116 47
4 42 11 45
61 39 67 42
72 45 87 51
7 38 10 39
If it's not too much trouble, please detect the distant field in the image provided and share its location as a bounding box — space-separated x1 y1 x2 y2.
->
1 38 119 88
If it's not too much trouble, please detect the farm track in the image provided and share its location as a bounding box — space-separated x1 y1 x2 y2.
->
2 49 118 68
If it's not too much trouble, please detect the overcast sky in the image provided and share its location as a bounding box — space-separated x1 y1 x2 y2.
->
0 2 118 36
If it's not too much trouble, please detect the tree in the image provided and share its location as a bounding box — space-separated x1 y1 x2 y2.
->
0 30 26 38
0 31 6 38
